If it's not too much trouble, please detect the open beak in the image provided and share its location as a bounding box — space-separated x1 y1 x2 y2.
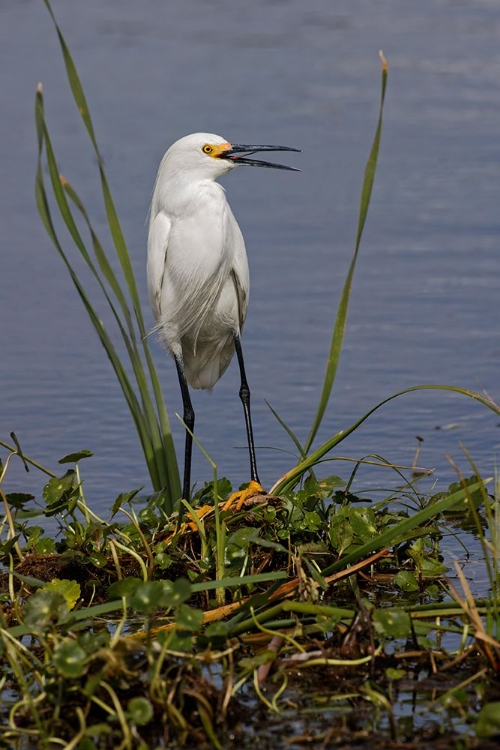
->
220 144 301 171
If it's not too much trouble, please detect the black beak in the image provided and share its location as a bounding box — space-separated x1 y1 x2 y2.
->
220 144 301 171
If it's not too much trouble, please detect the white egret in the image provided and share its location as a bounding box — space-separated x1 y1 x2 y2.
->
147 133 300 502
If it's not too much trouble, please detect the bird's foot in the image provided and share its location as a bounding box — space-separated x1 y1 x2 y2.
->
222 480 266 512
166 481 266 542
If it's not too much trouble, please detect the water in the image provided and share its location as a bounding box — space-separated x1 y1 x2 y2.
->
1 0 500 512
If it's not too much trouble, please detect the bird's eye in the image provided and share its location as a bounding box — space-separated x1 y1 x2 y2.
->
202 144 213 155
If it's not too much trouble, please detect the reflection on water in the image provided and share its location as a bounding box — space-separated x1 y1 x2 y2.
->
1 0 499 512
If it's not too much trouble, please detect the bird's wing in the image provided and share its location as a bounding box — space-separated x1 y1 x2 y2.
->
229 215 250 333
147 210 171 322
230 269 247 333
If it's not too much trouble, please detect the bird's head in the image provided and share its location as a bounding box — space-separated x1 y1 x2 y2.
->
164 132 300 181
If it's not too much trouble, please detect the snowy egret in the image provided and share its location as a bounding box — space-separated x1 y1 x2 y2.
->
148 133 300 501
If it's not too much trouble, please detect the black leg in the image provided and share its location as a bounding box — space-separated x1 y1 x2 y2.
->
233 334 260 485
175 356 195 501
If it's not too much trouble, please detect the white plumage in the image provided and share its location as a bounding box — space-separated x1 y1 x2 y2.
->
148 133 248 389
147 132 299 500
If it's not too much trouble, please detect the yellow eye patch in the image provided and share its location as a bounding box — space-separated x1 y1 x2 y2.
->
201 142 232 158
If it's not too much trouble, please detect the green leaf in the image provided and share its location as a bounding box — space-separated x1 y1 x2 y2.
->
309 478 490 578
154 552 172 570
88 551 108 569
111 488 143 515
23 590 68 629
175 604 204 631
42 579 81 610
127 697 154 726
129 580 187 614
476 702 500 739
5 493 35 508
129 582 165 614
53 639 87 678
58 449 94 464
108 577 142 600
0 537 21 563
42 471 79 515
386 667 406 681
394 571 419 592
42 471 77 503
329 514 354 556
419 557 448 577
298 511 322 532
35 537 56 554
170 578 193 605
373 608 411 639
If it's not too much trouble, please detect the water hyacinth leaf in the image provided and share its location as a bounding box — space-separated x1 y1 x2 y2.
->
53 639 87 678
128 580 191 613
329 515 354 556
373 609 411 639
23 590 68 629
154 552 172 569
5 493 35 508
42 470 77 504
349 507 378 542
42 471 79 516
394 571 419 592
225 531 256 564
130 581 169 614
418 557 448 577
127 697 154 726
24 525 43 545
35 537 56 554
42 578 81 610
108 577 142 600
298 510 322 532
304 475 489 579
170 578 192 605
58 449 94 464
88 551 108 569
175 604 204 631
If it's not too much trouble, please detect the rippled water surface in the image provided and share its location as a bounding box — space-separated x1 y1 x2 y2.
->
2 0 500 510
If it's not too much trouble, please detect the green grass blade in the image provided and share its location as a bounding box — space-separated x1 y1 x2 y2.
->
39 2 182 505
266 401 307 460
304 53 388 454
271 383 500 495
321 476 489 576
35 88 161 491
61 178 180 497
43 0 145 333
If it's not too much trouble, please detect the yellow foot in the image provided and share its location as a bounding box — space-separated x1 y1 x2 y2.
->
165 482 266 542
222 480 266 512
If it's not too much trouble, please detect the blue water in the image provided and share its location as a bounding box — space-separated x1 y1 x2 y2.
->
1 0 500 513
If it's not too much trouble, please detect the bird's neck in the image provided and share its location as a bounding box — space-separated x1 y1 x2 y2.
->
154 176 226 217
